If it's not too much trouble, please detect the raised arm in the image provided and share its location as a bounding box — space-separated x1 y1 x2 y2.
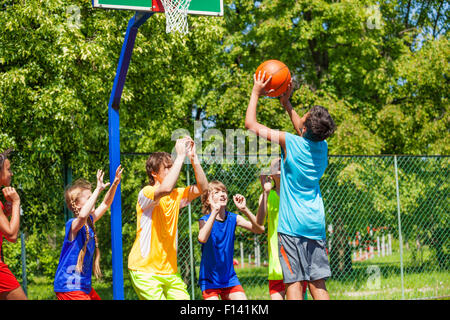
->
153 138 189 202
245 71 286 153
256 175 273 227
198 197 221 244
186 137 208 196
279 82 304 136
93 165 124 223
0 187 21 243
233 194 264 234
70 170 106 238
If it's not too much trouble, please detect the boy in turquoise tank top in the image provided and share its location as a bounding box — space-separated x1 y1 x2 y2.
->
246 71 336 300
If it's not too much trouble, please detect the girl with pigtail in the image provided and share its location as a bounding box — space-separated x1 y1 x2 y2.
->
53 165 123 300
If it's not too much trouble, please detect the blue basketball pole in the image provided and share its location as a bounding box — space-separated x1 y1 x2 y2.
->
108 11 153 300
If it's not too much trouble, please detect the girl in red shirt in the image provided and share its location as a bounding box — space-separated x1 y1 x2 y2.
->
0 148 27 300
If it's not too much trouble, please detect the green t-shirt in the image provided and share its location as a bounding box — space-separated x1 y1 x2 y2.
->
266 189 283 280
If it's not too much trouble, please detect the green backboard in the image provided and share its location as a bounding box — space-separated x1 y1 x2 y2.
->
92 0 224 16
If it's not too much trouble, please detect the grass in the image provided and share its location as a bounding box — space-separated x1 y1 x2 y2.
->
26 267 449 300
27 273 140 300
326 250 450 299
327 270 450 300
24 243 449 300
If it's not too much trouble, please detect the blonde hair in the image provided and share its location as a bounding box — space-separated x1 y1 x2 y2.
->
64 179 102 279
201 180 228 215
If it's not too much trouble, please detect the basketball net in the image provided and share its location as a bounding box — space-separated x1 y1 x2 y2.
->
160 0 192 34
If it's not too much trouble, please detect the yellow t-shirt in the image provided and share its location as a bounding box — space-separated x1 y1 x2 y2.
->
128 185 200 275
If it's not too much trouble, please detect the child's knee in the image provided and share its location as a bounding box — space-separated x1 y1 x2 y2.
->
309 279 327 290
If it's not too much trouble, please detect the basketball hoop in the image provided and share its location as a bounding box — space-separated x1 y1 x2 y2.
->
160 0 192 34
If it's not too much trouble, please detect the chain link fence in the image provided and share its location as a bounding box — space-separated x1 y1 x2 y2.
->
4 153 448 300
114 154 449 300
153 154 448 300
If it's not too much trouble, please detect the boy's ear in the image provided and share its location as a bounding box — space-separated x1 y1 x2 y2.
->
151 171 161 183
301 126 307 136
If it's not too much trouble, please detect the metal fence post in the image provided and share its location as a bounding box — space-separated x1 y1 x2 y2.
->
108 12 154 300
186 164 195 299
394 155 405 299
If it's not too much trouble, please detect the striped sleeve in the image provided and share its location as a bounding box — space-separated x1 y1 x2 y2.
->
138 186 155 211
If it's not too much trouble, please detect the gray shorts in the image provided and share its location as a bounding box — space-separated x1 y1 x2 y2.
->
278 233 331 283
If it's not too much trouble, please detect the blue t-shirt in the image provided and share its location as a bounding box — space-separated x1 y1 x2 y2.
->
54 217 96 293
278 132 328 240
198 211 240 291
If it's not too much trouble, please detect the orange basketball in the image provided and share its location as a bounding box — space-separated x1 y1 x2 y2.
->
255 60 291 97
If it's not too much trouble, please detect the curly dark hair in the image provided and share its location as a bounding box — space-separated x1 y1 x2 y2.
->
304 105 336 141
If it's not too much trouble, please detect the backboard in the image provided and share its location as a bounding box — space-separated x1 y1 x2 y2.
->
92 0 224 16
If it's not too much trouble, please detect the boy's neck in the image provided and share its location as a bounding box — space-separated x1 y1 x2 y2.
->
216 207 227 220
303 130 318 141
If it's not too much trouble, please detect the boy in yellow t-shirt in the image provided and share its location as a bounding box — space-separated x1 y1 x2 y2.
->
128 137 208 300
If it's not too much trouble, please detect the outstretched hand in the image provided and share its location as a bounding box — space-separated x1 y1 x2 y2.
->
233 194 247 212
185 136 196 159
175 137 190 158
96 169 110 191
113 165 124 186
260 175 273 193
279 79 294 107
2 187 20 203
209 194 222 214
252 71 275 97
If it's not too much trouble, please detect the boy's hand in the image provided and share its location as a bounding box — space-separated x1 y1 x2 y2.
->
252 71 274 97
175 137 189 158
233 194 247 212
96 169 110 191
185 136 196 159
113 165 124 186
209 194 221 215
260 175 273 193
279 80 294 107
